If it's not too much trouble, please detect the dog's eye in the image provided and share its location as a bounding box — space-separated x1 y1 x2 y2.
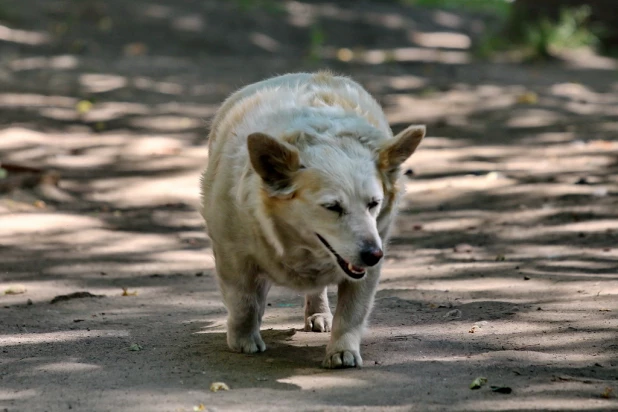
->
367 200 380 210
323 202 344 215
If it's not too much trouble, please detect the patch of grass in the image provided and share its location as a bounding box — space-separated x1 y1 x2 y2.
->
0 1 18 23
398 0 512 19
307 23 325 62
478 5 600 60
232 0 285 14
520 6 599 59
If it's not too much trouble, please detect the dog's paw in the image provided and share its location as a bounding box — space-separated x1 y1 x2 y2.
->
322 350 362 369
304 312 332 332
228 332 266 354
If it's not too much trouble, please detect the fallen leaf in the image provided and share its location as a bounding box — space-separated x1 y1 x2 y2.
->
121 287 137 296
50 291 104 304
454 243 474 253
124 42 148 56
193 404 206 411
4 284 27 295
75 100 93 115
444 309 462 319
491 385 512 394
516 91 538 104
470 377 488 390
129 343 143 351
601 387 613 399
210 382 230 392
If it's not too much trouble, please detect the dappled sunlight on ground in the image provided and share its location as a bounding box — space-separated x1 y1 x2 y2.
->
1 0 618 410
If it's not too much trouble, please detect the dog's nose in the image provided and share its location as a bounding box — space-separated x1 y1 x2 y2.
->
360 246 383 267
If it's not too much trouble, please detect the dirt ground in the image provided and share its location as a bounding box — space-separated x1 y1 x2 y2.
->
1 1 618 411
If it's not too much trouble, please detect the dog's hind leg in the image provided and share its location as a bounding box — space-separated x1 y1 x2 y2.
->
323 269 380 368
216 256 270 354
304 288 332 332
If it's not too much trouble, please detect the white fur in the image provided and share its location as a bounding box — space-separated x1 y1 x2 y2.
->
200 72 425 368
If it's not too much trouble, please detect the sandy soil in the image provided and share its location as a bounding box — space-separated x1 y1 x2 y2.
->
1 1 617 411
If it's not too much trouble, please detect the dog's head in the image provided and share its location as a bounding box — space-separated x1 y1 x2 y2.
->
247 125 425 280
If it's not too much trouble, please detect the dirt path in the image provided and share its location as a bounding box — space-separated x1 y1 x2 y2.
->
1 1 617 411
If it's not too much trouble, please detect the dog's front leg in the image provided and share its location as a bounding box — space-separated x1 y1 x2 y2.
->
322 269 380 368
304 288 332 332
217 258 271 354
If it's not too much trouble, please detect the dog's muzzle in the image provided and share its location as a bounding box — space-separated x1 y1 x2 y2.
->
316 233 367 279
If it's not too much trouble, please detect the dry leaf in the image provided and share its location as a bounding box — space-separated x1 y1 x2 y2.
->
124 42 148 56
4 284 27 295
454 243 474 253
210 382 230 392
491 385 512 394
121 287 138 296
516 91 538 104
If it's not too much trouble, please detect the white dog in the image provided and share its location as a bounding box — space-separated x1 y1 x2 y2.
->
200 72 425 368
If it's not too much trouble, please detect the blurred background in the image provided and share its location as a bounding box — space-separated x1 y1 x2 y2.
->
2 0 617 208
1 1 618 411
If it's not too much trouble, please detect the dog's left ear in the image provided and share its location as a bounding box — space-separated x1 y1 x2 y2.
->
248 132 300 193
377 125 425 172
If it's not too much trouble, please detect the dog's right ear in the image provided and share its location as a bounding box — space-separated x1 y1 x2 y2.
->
248 132 300 194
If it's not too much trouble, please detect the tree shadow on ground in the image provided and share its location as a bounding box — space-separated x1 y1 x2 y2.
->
1 0 618 411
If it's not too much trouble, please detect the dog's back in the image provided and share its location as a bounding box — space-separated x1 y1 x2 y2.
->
207 72 391 155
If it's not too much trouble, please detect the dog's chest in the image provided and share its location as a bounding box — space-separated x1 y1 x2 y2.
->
261 249 341 290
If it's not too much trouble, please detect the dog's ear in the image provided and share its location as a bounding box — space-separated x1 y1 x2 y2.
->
248 132 300 193
377 125 425 172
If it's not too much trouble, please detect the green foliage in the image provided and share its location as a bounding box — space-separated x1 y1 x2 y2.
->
0 1 18 23
307 24 325 62
479 5 600 60
232 0 285 14
520 6 598 58
406 0 512 19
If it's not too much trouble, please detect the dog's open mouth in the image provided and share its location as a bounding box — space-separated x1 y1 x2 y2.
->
316 234 366 279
